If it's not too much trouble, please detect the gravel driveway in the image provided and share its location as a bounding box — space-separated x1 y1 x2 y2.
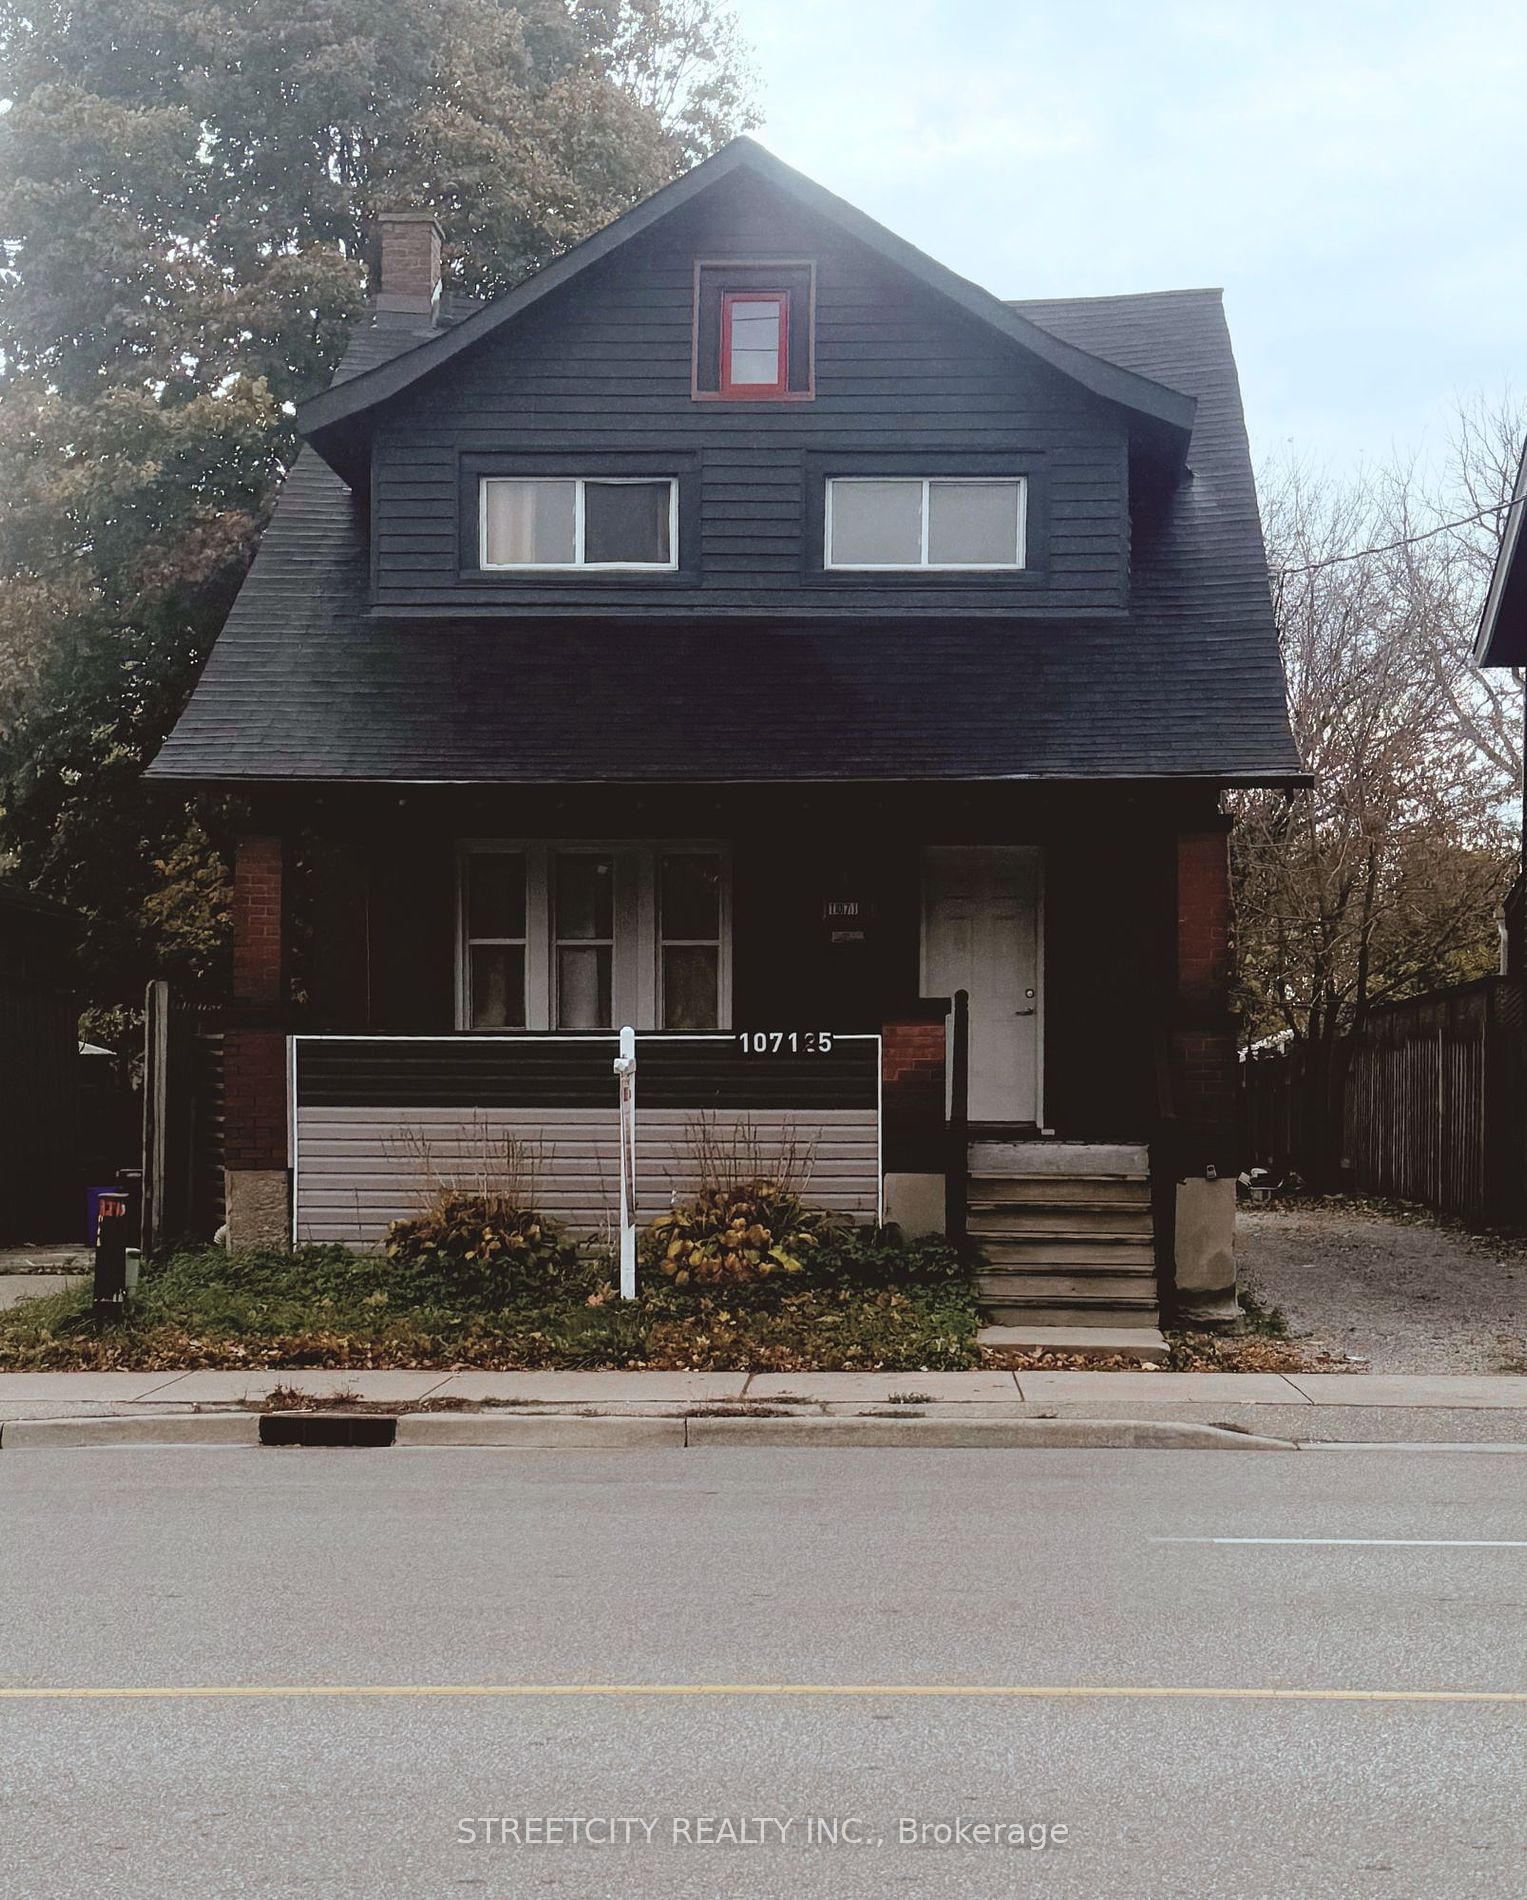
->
1237 1201 1526 1374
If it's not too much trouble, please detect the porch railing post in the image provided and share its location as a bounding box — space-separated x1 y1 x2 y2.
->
614 1026 637 1299
947 989 970 1249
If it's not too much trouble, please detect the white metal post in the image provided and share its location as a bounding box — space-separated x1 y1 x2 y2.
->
614 1025 637 1299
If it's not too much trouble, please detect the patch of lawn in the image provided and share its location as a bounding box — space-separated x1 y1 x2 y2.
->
0 1238 982 1373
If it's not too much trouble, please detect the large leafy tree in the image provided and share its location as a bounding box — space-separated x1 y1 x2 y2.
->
1233 395 1525 1184
0 0 755 1029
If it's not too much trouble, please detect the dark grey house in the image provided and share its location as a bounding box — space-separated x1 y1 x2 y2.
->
1476 438 1527 977
150 138 1301 1328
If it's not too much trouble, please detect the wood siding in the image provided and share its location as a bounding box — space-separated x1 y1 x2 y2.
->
370 173 1130 618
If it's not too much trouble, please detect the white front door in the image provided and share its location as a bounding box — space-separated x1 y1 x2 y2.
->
921 846 1041 1125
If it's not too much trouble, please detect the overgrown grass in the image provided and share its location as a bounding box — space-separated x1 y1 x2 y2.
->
0 1233 982 1373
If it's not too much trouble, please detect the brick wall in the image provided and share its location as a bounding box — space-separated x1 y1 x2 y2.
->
1173 821 1237 1172
882 1016 947 1172
228 834 289 1174
223 1028 288 1173
1176 825 1233 1010
232 834 284 1007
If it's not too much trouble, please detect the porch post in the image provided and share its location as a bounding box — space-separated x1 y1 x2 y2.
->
881 1000 952 1237
223 832 292 1250
1168 815 1239 1321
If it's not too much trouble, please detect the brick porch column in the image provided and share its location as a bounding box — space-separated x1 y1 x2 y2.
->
223 833 291 1250
881 1005 950 1237
1169 816 1239 1320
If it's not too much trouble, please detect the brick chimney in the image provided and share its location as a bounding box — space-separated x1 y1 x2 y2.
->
374 210 443 314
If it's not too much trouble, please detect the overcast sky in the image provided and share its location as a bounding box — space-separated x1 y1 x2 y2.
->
732 0 1526 475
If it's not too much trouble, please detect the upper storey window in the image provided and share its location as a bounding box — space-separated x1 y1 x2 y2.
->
721 291 789 395
694 262 814 400
480 477 677 570
825 477 1027 570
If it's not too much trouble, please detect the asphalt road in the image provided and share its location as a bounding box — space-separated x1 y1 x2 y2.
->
2 1446 1523 1899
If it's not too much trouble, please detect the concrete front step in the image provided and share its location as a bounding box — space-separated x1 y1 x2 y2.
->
969 1205 1154 1235
981 1302 1162 1328
976 1272 1161 1303
976 1235 1157 1267
978 1323 1169 1365
969 1141 1149 1175
969 1174 1150 1206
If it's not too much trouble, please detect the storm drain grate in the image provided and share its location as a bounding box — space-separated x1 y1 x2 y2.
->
259 1413 397 1448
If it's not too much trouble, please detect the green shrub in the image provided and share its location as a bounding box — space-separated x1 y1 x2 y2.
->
642 1179 973 1299
384 1193 608 1307
807 1225 969 1290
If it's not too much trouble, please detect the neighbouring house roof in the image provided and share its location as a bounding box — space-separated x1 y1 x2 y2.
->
149 162 1303 789
1475 440 1527 667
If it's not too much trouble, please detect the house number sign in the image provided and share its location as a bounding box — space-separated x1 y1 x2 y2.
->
738 1031 836 1054
823 896 868 945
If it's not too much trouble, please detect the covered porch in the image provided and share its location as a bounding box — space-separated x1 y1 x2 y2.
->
219 781 1240 1321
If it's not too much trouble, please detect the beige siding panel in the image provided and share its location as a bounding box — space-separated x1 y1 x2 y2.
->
294 1104 880 1247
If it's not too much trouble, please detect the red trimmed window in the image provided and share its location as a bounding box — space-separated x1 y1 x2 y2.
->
719 290 789 398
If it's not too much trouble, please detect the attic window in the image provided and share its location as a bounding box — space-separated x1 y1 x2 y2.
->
721 291 788 396
694 262 814 400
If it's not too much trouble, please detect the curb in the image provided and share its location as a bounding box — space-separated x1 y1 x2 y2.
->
395 1414 685 1448
682 1416 1296 1451
0 1413 261 1449
0 1411 1296 1451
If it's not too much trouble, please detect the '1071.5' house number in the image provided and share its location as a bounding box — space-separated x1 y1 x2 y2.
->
738 1031 835 1054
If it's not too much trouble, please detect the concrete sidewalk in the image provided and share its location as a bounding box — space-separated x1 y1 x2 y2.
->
2 1369 1527 1447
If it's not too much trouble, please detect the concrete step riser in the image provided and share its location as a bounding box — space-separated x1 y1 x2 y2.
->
969 1209 1154 1236
968 1144 1149 1175
969 1176 1150 1206
977 1323 1170 1365
977 1273 1161 1302
978 1239 1158 1267
980 1304 1162 1329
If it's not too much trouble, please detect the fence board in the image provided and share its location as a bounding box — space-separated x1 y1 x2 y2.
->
1240 977 1525 1228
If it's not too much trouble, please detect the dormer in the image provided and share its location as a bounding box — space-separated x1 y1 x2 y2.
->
299 140 1195 622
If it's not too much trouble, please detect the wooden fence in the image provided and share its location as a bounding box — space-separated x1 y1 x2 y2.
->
141 982 226 1251
1240 977 1526 1228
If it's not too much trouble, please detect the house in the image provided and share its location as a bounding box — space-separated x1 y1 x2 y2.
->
1475 437 1527 979
148 138 1302 1330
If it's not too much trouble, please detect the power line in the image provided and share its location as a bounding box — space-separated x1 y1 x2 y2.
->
1274 494 1520 577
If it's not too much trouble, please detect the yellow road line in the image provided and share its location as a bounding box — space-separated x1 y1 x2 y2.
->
0 1683 1522 1704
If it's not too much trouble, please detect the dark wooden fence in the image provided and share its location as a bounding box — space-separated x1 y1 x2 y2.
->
1240 976 1526 1228
1345 979 1524 1226
0 982 80 1242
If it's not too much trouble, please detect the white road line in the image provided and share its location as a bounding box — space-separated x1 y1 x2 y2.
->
1152 1537 1527 1548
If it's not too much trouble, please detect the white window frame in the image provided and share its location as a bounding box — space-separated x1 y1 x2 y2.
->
824 476 1027 571
459 848 532 1031
479 476 680 572
456 841 732 1031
